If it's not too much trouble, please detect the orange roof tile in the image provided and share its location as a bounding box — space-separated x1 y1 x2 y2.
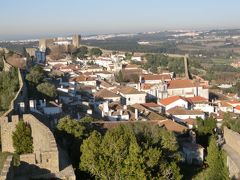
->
118 86 146 95
159 96 187 106
142 74 171 81
141 102 161 108
141 83 153 90
168 79 195 89
187 96 208 103
71 75 95 82
158 119 188 133
235 105 240 111
167 107 204 116
94 89 120 99
227 100 240 105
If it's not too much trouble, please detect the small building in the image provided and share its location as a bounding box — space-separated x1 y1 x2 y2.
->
115 86 146 105
159 96 190 112
167 107 205 121
94 89 121 102
167 79 209 99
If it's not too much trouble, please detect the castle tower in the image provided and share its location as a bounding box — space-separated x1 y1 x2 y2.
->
72 34 81 48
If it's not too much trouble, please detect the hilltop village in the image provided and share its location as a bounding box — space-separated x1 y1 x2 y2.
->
0 34 240 179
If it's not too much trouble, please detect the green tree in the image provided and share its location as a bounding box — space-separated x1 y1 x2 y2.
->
0 68 19 114
26 65 45 85
37 82 57 99
12 121 33 155
196 136 229 180
80 123 182 179
75 46 88 59
57 116 88 169
196 117 216 135
57 116 86 139
90 48 103 57
80 116 96 123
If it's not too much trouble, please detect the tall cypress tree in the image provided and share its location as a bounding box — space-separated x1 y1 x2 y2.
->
205 136 229 180
12 120 33 154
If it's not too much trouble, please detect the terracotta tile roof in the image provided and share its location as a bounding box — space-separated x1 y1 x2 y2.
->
235 105 240 111
182 118 197 126
227 100 240 105
159 96 187 106
142 74 171 81
94 89 120 99
187 96 208 103
219 101 231 107
167 107 204 116
141 103 161 108
141 83 153 90
131 103 146 111
99 80 113 88
71 75 96 82
158 119 188 133
168 79 195 89
146 111 165 120
109 102 123 110
118 86 146 95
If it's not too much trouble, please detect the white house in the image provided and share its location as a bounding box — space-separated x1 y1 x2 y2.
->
94 89 121 102
95 58 113 68
140 74 172 84
167 107 205 121
131 56 141 62
158 96 189 112
217 101 234 113
234 105 240 114
187 96 215 114
99 101 130 121
115 86 146 105
70 75 96 86
140 82 168 101
95 71 114 80
167 79 209 99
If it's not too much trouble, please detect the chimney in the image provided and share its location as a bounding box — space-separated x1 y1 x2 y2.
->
139 75 142 83
103 101 109 113
135 109 138 121
123 105 127 110
120 110 123 116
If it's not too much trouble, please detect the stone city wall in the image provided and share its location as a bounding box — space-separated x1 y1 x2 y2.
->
0 114 59 173
223 126 240 179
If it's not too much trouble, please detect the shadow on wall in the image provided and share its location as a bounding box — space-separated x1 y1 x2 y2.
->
14 161 57 179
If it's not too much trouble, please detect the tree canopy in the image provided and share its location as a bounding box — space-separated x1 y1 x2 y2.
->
195 136 229 180
80 123 182 180
12 121 33 155
74 46 89 59
89 48 103 57
26 65 45 85
36 82 57 99
196 117 216 135
0 68 19 114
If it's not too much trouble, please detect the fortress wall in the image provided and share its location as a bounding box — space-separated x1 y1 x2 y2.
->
224 126 240 155
0 155 14 180
223 126 240 179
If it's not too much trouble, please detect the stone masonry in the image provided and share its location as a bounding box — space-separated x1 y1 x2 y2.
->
223 126 240 179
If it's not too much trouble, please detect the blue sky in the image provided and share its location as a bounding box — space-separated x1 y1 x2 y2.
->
0 0 239 40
